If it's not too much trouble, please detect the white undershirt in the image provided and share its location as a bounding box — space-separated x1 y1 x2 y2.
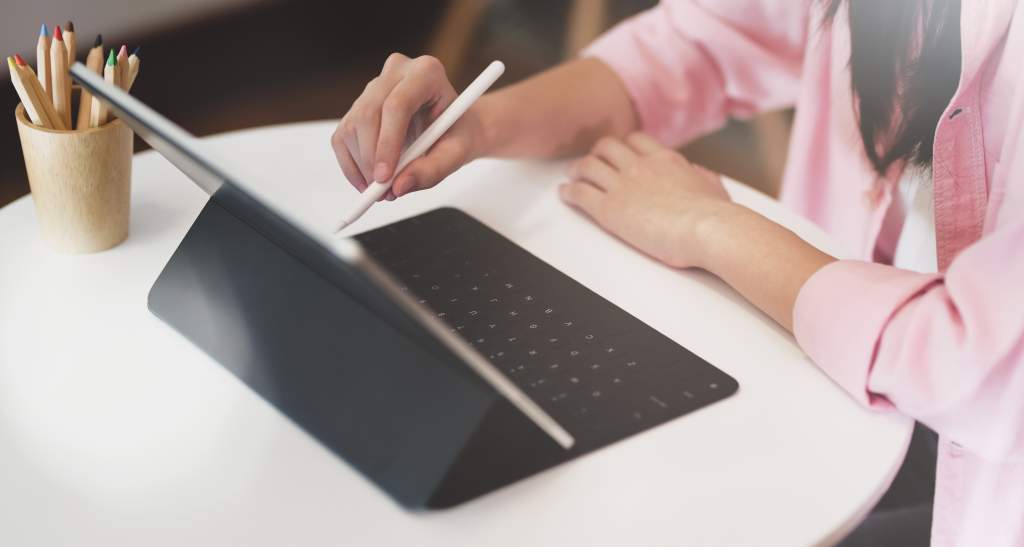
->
891 167 939 274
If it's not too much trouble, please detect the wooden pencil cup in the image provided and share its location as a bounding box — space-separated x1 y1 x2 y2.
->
15 89 133 253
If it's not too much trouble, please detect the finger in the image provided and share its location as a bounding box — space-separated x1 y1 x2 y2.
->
591 136 636 170
693 164 721 182
331 124 367 190
392 137 466 196
559 181 606 222
355 111 381 182
349 75 401 180
381 51 410 72
376 77 451 182
559 181 606 221
344 130 373 183
339 144 369 192
570 155 619 190
625 132 663 155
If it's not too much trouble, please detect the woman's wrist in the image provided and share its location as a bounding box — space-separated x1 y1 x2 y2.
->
464 58 640 163
687 200 752 273
688 199 836 331
466 94 503 161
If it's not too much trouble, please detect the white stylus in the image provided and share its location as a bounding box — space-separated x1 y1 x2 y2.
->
335 60 506 233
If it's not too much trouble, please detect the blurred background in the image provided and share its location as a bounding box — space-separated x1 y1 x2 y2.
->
1 0 793 209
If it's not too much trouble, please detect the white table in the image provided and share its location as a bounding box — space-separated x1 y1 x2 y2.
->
0 121 912 547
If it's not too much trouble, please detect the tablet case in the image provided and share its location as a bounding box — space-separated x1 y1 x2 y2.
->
149 187 572 509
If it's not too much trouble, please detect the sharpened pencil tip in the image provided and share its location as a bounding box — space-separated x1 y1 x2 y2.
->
131 46 141 58
14 53 27 66
118 44 128 57
6 57 14 70
54 25 63 42
106 49 116 66
95 34 103 48
40 23 48 37
66 21 75 32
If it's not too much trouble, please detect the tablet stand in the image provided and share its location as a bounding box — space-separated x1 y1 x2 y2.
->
148 189 570 509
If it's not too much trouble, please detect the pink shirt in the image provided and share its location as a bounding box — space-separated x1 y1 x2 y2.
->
586 1 1024 545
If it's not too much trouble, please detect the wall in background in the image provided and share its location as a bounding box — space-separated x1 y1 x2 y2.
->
2 0 792 208
1 0 266 66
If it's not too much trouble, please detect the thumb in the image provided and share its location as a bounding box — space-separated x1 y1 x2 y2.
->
392 137 468 197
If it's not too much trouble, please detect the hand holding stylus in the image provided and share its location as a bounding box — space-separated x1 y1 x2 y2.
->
332 57 503 231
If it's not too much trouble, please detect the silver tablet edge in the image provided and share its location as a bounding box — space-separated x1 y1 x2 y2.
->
70 63 574 450
336 240 575 450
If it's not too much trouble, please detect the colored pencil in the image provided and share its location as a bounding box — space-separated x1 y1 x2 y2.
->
13 54 63 130
116 45 129 91
92 50 118 127
50 25 72 129
64 20 76 65
126 46 141 91
36 23 51 97
76 34 104 129
9 57 52 128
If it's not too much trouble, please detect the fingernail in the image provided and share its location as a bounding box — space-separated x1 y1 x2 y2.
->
373 162 389 182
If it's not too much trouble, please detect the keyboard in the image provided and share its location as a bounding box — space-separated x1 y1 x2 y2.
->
355 208 737 447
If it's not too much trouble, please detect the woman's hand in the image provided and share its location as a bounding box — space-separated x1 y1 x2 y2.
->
562 131 836 331
331 53 483 200
560 132 735 269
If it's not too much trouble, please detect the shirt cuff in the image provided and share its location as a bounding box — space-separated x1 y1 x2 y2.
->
793 260 941 408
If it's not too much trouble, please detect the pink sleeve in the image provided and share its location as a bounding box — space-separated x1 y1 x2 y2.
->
793 221 1024 461
582 0 810 146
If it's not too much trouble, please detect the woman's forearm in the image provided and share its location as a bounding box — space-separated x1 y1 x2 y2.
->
473 58 639 160
470 58 832 332
695 203 836 332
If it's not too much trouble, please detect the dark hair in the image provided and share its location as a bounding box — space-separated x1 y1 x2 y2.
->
825 0 962 176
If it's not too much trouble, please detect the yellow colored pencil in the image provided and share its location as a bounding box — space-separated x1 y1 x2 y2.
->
8 56 53 128
12 54 63 129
